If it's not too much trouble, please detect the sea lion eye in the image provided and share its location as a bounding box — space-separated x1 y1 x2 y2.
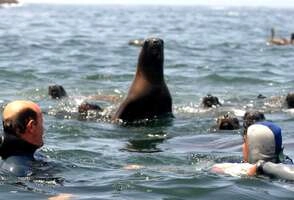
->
143 40 149 48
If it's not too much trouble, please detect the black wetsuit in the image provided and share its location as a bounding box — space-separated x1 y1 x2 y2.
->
0 134 38 176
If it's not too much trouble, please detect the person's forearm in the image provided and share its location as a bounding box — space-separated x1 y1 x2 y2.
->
258 161 294 181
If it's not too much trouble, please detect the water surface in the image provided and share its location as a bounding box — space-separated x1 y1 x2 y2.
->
0 4 294 199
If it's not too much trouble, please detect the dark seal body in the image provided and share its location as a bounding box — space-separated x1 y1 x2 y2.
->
113 38 172 122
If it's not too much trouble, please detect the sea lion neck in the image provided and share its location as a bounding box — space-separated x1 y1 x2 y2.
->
136 38 165 84
136 61 164 84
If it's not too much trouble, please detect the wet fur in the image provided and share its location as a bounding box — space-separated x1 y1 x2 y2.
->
113 38 172 122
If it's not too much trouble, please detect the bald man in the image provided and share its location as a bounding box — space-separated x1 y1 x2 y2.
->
0 100 44 176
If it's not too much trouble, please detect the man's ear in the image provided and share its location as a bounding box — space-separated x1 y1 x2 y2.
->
25 119 35 133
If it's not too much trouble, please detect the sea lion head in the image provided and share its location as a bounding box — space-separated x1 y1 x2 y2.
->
48 85 67 99
138 38 164 82
217 114 240 130
78 101 102 114
202 94 221 108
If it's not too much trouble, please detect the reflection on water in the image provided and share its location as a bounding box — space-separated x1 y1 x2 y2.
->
123 132 167 153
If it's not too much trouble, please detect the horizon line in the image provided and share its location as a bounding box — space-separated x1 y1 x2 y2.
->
18 0 294 8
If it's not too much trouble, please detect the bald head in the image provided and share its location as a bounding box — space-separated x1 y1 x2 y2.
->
2 100 43 147
3 100 41 121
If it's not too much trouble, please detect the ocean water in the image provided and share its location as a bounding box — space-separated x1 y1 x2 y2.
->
1 3 294 199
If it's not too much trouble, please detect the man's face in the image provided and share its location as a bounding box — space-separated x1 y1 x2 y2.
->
33 111 44 147
21 106 44 147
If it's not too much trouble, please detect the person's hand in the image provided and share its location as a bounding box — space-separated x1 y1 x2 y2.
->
247 164 257 176
255 160 265 174
48 193 73 200
123 164 144 170
211 164 225 174
247 160 266 176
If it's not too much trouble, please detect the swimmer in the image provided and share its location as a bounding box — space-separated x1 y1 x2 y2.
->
0 100 44 176
243 110 265 130
0 0 18 4
48 193 73 200
268 28 294 45
212 121 293 178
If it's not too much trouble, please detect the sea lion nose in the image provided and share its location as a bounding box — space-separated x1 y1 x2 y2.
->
152 39 160 45
151 39 162 48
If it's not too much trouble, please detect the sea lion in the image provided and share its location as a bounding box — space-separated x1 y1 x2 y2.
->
268 28 294 45
216 114 240 130
202 94 221 108
257 94 266 99
113 38 172 123
77 101 103 120
48 85 104 113
78 101 102 113
48 85 67 99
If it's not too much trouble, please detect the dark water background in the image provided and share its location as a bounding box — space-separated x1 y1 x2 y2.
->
1 3 294 199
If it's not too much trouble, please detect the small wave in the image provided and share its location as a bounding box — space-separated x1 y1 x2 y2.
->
175 104 211 114
198 73 273 85
86 73 133 81
122 135 167 153
226 11 240 17
284 108 294 114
